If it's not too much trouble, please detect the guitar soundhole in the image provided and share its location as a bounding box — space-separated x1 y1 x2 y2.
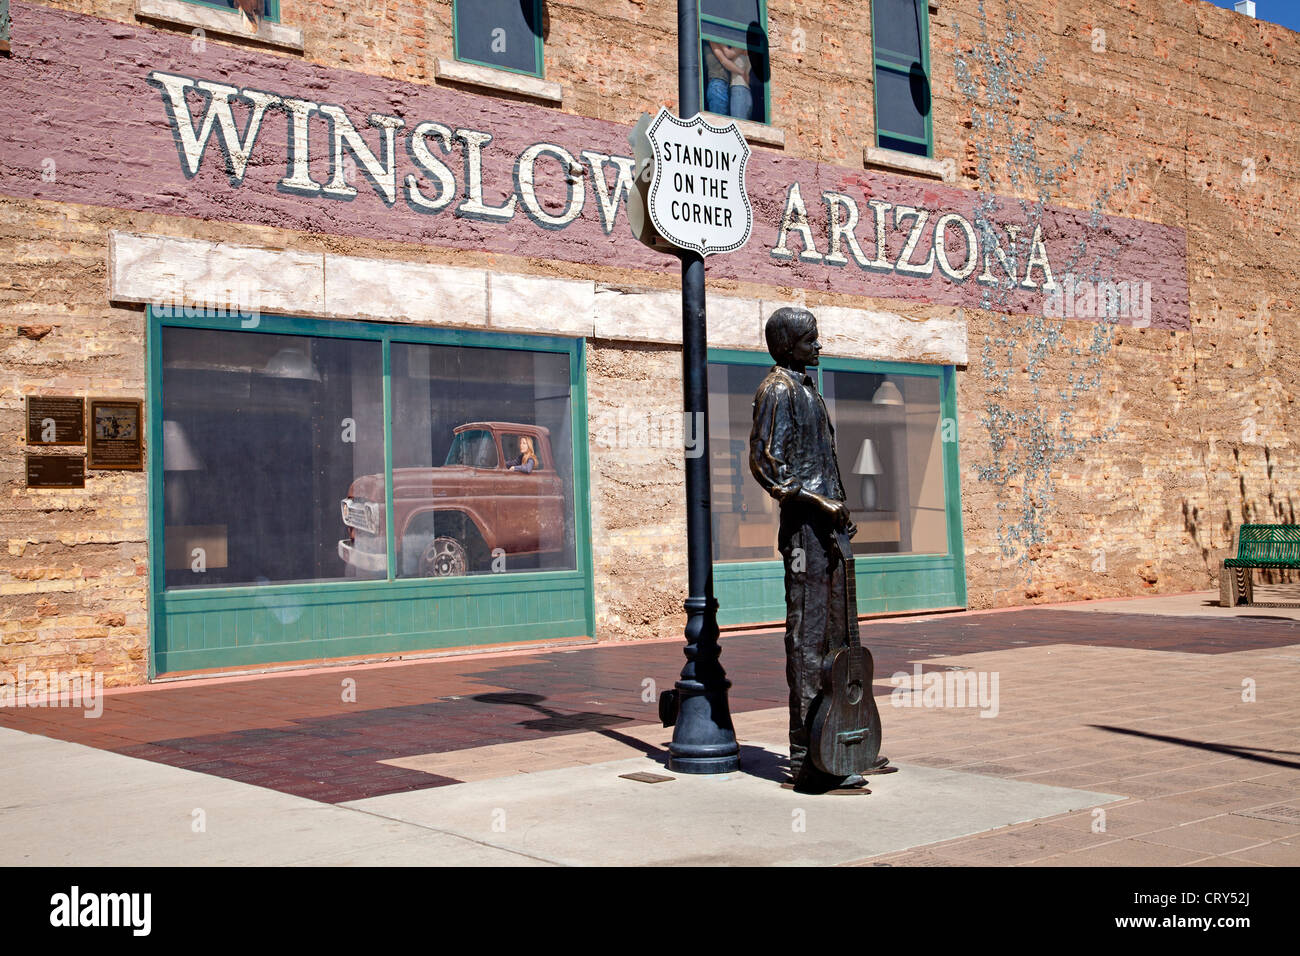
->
847 681 862 705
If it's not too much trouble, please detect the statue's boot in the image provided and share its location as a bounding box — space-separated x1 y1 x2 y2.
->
790 766 870 794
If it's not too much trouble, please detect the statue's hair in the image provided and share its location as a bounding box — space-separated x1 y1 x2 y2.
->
764 307 817 362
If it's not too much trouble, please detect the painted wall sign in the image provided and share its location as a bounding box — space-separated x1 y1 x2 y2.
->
0 4 1190 329
25 396 85 446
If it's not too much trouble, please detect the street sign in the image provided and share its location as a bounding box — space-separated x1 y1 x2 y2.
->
631 107 752 257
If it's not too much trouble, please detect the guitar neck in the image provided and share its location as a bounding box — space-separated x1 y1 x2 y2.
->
838 530 861 649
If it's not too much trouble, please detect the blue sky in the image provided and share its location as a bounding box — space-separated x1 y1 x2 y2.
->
1206 0 1300 34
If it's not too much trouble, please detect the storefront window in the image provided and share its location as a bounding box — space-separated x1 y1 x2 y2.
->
161 328 384 588
708 360 949 561
161 327 577 589
708 362 782 562
823 370 947 555
388 342 575 578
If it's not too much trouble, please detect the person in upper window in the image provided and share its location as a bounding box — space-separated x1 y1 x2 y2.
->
711 43 753 121
507 436 539 474
704 42 730 117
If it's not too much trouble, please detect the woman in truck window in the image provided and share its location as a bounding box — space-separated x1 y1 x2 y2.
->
507 435 539 473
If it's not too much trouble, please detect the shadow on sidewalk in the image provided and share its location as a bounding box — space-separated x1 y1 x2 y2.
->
1090 724 1300 768
472 691 789 783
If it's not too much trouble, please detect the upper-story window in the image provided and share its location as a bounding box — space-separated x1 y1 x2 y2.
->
871 0 933 157
700 0 770 125
183 0 280 22
455 0 544 78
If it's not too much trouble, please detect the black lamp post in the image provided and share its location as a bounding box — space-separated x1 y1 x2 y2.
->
665 0 741 775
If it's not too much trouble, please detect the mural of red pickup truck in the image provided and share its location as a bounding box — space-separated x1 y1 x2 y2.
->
338 422 570 577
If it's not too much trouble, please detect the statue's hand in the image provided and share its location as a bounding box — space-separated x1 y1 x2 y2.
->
808 493 849 530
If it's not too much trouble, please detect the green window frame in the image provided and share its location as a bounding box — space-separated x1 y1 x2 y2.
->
453 0 545 79
179 0 281 22
707 348 966 626
1 0 10 54
146 308 594 676
871 0 933 157
699 0 771 125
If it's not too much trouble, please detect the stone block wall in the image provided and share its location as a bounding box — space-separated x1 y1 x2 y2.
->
0 0 1297 684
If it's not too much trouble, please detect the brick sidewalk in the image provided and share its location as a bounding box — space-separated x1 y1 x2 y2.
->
1 606 1298 865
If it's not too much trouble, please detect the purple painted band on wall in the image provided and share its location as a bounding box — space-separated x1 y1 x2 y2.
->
0 3 1189 329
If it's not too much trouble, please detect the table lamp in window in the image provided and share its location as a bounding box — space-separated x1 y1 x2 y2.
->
872 378 904 405
852 438 882 512
163 420 203 526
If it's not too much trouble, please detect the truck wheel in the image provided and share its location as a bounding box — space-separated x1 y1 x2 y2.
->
419 536 468 577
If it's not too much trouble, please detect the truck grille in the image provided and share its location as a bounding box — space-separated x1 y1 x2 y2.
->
341 498 380 534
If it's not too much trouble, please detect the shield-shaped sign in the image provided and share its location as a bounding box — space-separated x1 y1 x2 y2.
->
645 107 753 257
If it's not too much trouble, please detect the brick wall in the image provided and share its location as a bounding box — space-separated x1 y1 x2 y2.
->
1 0 1297 685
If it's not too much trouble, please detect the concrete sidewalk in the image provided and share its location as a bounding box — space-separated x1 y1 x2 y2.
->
0 723 1120 867
2 600 1298 866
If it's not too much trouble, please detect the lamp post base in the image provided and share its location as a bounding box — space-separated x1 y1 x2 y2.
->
667 678 741 774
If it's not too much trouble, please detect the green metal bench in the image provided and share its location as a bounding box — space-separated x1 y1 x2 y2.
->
1220 524 1300 607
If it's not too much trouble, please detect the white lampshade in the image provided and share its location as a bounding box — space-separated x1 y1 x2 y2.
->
852 438 881 476
264 347 320 381
162 420 203 472
872 378 904 405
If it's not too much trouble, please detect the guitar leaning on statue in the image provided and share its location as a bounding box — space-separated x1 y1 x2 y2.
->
808 524 884 778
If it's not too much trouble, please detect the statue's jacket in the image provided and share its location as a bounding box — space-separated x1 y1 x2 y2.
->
749 364 846 507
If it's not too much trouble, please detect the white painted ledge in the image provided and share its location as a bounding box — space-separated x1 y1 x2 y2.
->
593 285 764 350
702 113 786 149
930 0 941 13
760 299 968 366
107 232 968 365
135 0 304 52
864 145 955 183
434 58 563 104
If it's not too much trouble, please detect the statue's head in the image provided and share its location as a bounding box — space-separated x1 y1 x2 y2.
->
765 307 819 366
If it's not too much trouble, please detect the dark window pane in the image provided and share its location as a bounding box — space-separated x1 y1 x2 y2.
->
455 0 542 75
876 64 930 143
701 0 763 27
873 0 923 62
161 328 384 589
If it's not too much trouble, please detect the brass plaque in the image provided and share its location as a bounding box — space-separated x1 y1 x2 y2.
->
25 396 85 446
88 399 144 470
26 454 85 488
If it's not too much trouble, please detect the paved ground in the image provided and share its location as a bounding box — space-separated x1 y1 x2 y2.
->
1049 584 1300 621
2 598 1299 865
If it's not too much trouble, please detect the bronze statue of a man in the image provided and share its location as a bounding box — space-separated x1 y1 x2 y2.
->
749 307 889 793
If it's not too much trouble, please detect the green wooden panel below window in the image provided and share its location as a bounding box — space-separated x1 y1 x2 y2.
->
154 573 592 673
715 555 963 627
